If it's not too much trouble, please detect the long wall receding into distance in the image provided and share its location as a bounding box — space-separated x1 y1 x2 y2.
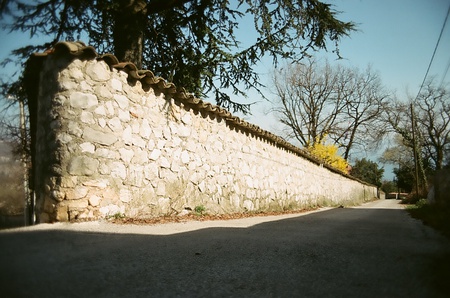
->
26 42 378 222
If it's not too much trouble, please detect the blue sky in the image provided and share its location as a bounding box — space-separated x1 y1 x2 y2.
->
1 0 449 179
243 0 450 129
321 0 450 97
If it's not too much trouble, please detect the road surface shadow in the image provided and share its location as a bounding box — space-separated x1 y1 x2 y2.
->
0 214 25 230
1 208 449 297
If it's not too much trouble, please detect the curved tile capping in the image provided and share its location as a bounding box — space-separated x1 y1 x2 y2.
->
31 41 351 176
25 41 377 222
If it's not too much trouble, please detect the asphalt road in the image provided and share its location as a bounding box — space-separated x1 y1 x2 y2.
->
1 199 449 298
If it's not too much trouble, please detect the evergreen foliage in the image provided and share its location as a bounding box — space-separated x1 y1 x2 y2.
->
351 158 384 187
380 180 397 194
393 165 414 193
0 0 355 113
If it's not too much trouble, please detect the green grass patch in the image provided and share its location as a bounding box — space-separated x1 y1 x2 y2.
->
407 200 450 239
106 212 126 220
194 205 206 215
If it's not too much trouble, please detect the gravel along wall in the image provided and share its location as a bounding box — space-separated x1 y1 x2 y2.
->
28 42 378 222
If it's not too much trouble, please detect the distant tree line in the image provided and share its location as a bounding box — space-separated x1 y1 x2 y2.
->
272 60 449 194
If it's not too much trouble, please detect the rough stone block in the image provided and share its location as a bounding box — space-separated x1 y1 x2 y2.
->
198 181 206 193
99 163 111 175
144 163 159 181
156 181 166 196
156 140 166 149
170 161 180 173
82 179 108 188
68 121 83 137
127 166 145 187
68 156 99 176
181 113 192 125
160 157 171 169
123 126 133 145
132 135 146 148
67 199 89 209
111 78 123 91
114 94 129 109
72 186 88 200
61 176 78 188
96 148 117 159
95 85 113 99
119 148 134 163
43 197 56 213
243 200 254 211
57 133 72 144
140 119 152 139
132 148 148 164
181 150 190 164
86 61 111 82
105 100 115 115
110 162 127 180
69 91 98 109
94 105 106 116
118 109 131 122
83 127 117 146
149 149 162 161
80 81 92 91
55 204 69 221
120 189 132 203
59 79 78 91
80 142 95 153
158 197 171 213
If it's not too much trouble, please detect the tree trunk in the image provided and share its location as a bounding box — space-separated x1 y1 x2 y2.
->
113 0 147 68
344 125 358 160
436 146 443 170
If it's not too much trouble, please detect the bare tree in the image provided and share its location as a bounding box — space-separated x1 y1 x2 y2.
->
384 79 450 172
335 65 389 159
415 80 450 171
380 135 414 166
0 78 30 157
273 59 342 146
272 59 388 159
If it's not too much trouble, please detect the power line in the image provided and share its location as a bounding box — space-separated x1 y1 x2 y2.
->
439 56 450 87
415 5 450 99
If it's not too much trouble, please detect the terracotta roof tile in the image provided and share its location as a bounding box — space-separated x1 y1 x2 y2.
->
26 41 368 183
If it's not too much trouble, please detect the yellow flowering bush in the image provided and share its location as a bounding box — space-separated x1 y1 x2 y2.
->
306 136 349 173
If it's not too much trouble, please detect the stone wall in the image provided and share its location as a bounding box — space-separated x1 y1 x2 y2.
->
31 46 378 222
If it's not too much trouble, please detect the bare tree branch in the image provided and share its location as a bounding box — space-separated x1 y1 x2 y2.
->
272 59 388 160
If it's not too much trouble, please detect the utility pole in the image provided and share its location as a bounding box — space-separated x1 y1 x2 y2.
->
19 99 33 225
410 103 420 199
